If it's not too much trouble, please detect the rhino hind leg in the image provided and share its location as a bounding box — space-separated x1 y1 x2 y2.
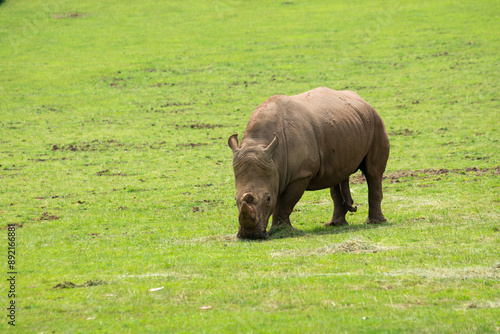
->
363 171 387 224
325 183 351 226
360 128 389 224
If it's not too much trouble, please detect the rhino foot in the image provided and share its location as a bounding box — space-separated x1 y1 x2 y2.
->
365 216 387 224
269 222 293 235
269 224 306 239
325 218 349 227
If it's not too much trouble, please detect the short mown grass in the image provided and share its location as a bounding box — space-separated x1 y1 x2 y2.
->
1 0 499 332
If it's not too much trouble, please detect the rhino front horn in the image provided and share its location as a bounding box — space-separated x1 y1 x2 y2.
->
239 202 257 228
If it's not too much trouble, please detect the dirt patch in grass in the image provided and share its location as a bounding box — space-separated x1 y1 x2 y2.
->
52 281 77 289
192 199 225 213
52 144 90 151
160 101 194 107
52 280 107 289
51 140 170 152
464 155 490 161
51 140 124 152
150 82 176 88
177 123 224 130
2 164 26 171
53 12 86 19
195 183 214 187
29 157 69 162
388 128 421 136
351 166 500 184
465 301 500 310
176 142 208 148
1 223 23 230
229 80 259 87
32 212 60 221
96 169 128 176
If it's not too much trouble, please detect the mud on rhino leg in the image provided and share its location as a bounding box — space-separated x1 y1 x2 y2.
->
325 184 350 226
270 178 309 234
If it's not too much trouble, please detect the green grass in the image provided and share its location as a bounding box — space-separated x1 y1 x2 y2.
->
1 0 499 332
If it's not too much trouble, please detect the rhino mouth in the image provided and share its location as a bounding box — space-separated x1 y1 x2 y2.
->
237 227 268 240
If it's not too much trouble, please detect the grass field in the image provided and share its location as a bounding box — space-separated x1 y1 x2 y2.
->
1 0 499 332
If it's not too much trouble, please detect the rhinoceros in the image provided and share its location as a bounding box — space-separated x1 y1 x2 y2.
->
228 87 390 239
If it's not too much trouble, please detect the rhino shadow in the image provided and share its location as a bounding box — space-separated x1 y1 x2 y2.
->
267 221 393 240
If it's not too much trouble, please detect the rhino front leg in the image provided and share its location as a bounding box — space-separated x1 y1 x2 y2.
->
325 184 350 226
270 178 309 233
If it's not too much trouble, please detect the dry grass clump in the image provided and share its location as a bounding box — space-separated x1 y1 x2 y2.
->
317 239 381 254
271 239 389 259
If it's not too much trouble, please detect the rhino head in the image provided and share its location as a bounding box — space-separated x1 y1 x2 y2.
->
228 133 279 239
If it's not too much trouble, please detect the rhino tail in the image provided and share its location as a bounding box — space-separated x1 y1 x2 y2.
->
340 179 357 213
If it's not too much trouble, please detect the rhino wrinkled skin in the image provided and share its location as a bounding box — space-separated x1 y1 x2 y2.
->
228 87 390 239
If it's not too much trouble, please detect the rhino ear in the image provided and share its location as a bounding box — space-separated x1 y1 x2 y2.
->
228 134 239 152
263 133 279 155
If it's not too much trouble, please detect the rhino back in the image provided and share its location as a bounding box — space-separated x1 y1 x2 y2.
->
241 87 382 192
287 88 379 189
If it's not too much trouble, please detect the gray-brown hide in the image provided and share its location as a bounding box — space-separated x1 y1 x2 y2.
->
228 87 390 239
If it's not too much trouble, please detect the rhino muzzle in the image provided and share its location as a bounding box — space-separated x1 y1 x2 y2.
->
237 228 268 240
237 194 269 239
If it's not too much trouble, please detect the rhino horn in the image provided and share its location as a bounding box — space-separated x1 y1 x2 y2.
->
263 133 279 155
239 202 257 228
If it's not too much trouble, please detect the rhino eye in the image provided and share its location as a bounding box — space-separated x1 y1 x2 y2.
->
267 196 271 204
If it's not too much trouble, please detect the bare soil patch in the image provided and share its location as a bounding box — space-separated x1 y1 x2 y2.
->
51 140 172 152
32 212 60 221
352 166 500 184
176 123 223 130
388 128 421 136
51 139 126 152
96 169 128 177
53 12 86 19
52 144 89 151
52 280 107 289
176 143 208 148
1 223 23 230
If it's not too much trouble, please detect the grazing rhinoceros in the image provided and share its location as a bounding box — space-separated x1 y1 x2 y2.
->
228 87 390 239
